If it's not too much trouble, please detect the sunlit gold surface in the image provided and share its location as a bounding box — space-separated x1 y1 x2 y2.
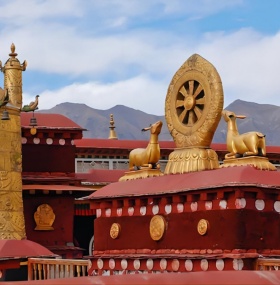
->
221 109 275 170
165 54 223 148
221 156 276 171
0 44 27 239
1 43 26 109
164 54 223 174
128 121 162 171
34 204 55 231
150 215 166 241
164 147 219 174
119 169 163 181
197 219 209 235
222 110 266 159
0 115 26 239
110 223 121 239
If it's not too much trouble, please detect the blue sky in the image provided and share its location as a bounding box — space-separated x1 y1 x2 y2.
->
0 0 280 115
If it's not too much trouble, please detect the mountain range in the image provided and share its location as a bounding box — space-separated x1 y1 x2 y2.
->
39 100 280 146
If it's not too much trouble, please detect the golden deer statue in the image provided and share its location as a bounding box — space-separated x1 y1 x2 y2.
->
222 110 266 159
129 121 163 171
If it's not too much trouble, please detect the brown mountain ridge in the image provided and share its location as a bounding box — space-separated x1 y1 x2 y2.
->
39 100 280 146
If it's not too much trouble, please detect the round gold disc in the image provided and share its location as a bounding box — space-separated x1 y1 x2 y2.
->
110 223 121 239
197 219 209 235
149 215 166 241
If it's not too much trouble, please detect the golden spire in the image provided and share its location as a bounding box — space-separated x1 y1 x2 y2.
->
108 114 118 140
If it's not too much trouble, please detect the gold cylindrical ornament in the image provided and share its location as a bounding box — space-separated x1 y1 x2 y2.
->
2 44 26 109
0 44 27 240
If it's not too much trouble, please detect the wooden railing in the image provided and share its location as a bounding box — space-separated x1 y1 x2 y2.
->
256 258 280 271
28 258 89 280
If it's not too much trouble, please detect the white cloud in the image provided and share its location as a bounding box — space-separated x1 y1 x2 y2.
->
0 0 83 23
197 28 280 107
2 0 280 117
24 76 168 115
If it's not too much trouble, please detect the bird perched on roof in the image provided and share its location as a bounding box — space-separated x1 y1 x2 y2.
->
21 95 39 112
0 88 10 107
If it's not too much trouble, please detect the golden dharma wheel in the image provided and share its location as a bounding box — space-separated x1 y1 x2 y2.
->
165 54 224 148
149 215 166 241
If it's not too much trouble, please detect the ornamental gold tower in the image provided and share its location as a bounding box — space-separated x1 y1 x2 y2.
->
0 44 27 239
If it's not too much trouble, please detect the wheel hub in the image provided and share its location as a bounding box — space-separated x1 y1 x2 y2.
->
184 96 195 110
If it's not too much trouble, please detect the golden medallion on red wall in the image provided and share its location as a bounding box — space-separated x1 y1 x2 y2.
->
150 215 166 241
197 219 209 235
110 223 121 239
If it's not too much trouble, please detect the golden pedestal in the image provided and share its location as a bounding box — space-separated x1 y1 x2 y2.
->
220 156 276 171
164 147 220 175
119 169 163 181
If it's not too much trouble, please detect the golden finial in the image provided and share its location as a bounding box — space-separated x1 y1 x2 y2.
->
108 114 118 140
9 43 17 57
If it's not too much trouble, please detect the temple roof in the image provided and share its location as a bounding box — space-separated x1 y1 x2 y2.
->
87 166 280 200
21 113 85 130
76 169 126 185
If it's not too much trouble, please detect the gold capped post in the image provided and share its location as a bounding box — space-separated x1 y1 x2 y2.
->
108 114 118 140
2 43 26 108
0 44 27 239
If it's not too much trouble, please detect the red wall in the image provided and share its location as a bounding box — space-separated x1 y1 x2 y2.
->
94 209 280 251
22 145 76 173
23 195 74 247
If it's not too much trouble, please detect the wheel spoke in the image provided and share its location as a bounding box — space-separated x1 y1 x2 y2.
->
188 110 195 125
194 106 202 120
178 108 188 123
188 80 194 95
176 100 184 108
196 98 205 105
193 84 203 98
176 80 205 127
179 85 188 98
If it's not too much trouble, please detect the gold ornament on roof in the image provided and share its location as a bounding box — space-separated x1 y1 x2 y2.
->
108 114 118 140
164 54 224 174
222 110 266 158
221 110 276 170
129 121 162 171
22 95 39 112
34 204 55 231
120 121 163 180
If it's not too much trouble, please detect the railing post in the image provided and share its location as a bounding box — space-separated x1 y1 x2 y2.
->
27 259 33 280
33 263 37 280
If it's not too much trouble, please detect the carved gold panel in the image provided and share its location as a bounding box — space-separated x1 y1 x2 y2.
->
34 204 55 231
